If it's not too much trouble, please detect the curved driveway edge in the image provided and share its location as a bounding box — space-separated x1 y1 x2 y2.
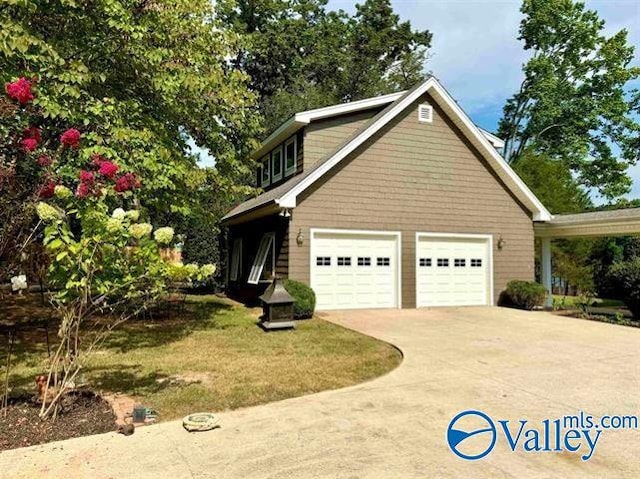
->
1 307 638 478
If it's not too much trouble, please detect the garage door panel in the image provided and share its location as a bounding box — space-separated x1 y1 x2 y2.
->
417 235 491 307
312 231 399 310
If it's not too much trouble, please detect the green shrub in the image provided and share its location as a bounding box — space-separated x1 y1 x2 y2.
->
504 280 547 310
283 279 316 319
608 259 640 320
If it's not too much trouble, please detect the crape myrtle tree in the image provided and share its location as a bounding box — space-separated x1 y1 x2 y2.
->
0 0 261 221
221 0 433 132
0 77 216 418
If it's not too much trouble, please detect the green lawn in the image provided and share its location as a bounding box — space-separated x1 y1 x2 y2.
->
552 294 625 309
6 295 401 421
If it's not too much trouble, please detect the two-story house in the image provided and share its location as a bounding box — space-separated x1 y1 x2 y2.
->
222 77 552 310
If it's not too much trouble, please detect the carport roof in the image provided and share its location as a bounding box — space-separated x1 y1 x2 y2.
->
535 208 640 238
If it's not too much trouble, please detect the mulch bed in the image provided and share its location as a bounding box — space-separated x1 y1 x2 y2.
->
553 310 640 328
0 391 117 451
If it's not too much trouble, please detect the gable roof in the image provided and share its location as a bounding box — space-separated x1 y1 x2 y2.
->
251 89 504 161
223 77 551 223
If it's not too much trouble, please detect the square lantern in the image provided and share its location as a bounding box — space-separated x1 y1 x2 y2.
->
259 277 295 330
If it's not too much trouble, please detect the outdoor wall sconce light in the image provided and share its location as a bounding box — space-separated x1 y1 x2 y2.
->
296 228 304 246
279 208 291 218
497 235 506 250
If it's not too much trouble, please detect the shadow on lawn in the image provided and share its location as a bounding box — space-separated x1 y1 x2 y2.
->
100 301 234 353
2 300 234 392
88 365 175 395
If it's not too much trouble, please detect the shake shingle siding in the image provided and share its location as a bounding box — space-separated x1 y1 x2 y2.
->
303 109 381 168
289 92 534 307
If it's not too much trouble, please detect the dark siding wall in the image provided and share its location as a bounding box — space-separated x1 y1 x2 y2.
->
227 214 289 302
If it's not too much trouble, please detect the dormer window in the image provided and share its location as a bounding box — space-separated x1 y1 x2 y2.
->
284 136 297 176
418 104 433 123
272 146 283 182
260 155 270 187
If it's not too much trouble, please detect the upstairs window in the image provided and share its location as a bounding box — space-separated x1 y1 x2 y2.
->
272 146 283 182
284 136 297 176
248 233 275 284
418 104 433 123
260 156 270 187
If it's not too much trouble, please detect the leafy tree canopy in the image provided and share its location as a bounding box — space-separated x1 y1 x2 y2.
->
512 149 591 214
498 0 640 200
1 0 261 216
221 0 432 132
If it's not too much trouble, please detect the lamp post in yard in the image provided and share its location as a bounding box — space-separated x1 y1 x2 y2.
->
259 277 295 330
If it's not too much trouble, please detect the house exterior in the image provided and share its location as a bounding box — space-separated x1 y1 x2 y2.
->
222 77 552 310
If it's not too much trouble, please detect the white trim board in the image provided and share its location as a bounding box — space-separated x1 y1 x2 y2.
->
276 78 550 221
309 228 402 310
415 232 494 308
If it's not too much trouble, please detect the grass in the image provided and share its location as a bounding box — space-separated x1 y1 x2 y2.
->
552 294 625 309
3 295 401 421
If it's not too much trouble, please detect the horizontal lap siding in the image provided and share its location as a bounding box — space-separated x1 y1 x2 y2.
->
303 109 381 168
289 93 534 308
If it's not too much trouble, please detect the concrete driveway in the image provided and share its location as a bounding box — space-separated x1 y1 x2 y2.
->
1 307 639 478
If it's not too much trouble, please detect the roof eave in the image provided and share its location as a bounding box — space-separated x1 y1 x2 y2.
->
221 201 281 225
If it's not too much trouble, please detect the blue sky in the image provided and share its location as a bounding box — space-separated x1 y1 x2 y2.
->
327 0 640 200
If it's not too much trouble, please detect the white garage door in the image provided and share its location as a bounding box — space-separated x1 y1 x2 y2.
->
311 230 400 310
416 234 492 307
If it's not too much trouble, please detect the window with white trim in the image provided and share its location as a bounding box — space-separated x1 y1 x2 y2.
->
260 156 270 187
284 136 297 176
437 258 449 267
418 104 433 123
230 238 242 281
272 146 283 182
471 259 483 267
454 258 466 267
248 233 275 284
419 258 432 267
337 257 351 266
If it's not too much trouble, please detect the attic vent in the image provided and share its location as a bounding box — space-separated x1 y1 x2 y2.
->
418 104 433 123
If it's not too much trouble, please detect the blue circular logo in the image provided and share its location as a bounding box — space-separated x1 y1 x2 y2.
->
447 410 497 460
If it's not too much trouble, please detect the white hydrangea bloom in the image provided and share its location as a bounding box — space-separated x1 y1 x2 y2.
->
154 227 174 245
106 218 123 233
129 223 153 239
11 274 27 292
54 185 72 199
111 208 126 219
125 210 140 221
36 202 61 222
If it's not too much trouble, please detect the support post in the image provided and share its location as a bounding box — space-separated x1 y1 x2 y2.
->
541 237 552 308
